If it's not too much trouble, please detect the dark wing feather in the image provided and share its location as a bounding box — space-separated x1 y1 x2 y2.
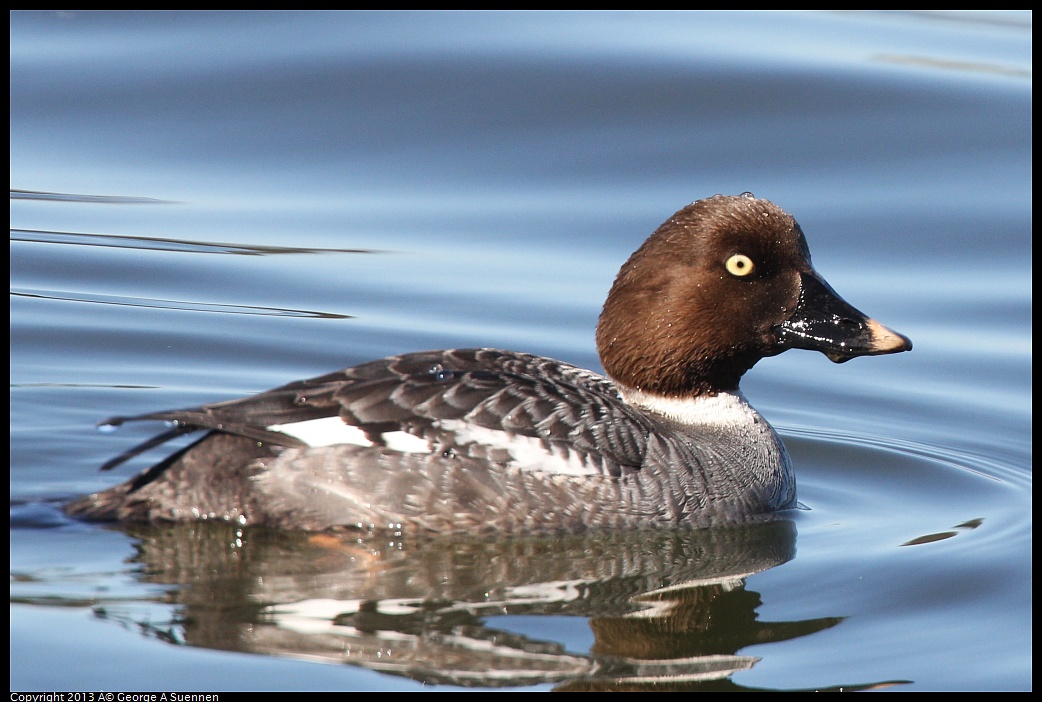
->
98 349 656 474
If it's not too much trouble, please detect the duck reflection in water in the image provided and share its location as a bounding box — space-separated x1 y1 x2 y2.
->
92 520 909 691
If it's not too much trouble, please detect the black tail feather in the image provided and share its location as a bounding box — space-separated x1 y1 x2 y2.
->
99 424 196 471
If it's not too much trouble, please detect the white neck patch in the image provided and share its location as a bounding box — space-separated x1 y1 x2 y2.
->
618 387 764 430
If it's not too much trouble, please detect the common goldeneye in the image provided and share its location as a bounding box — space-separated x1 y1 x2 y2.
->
65 194 911 533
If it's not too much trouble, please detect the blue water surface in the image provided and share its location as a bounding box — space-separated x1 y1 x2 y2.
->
10 10 1031 692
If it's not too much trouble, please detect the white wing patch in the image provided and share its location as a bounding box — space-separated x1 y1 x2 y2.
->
268 417 432 453
438 420 598 476
268 416 598 476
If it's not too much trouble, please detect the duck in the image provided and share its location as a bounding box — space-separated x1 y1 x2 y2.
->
64 193 911 533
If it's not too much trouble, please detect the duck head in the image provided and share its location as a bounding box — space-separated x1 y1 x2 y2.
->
596 193 912 397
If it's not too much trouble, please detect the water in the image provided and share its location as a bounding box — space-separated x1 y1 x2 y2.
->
10 10 1031 692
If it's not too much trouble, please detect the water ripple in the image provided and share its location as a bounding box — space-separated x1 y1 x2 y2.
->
11 287 351 319
11 227 380 257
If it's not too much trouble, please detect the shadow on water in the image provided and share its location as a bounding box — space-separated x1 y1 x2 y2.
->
33 520 908 691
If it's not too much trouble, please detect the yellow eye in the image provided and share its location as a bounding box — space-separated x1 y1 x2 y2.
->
725 253 755 277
